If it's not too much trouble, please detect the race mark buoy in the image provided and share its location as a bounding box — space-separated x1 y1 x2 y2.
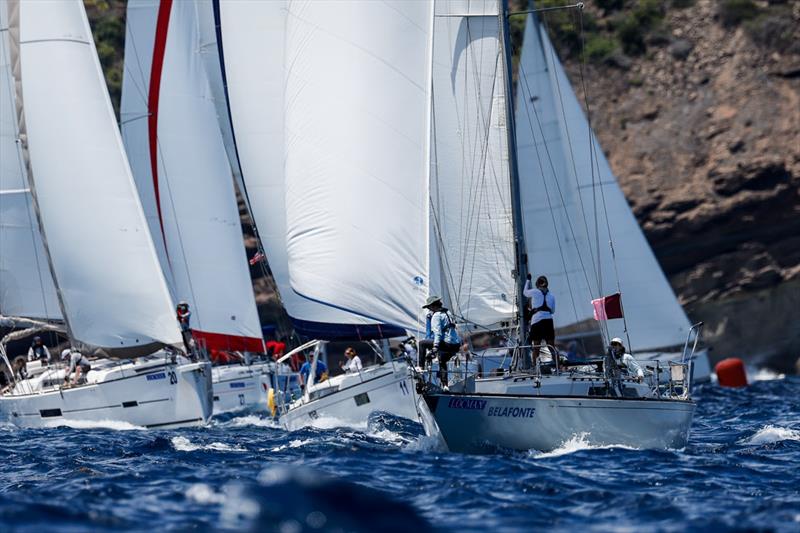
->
715 357 747 388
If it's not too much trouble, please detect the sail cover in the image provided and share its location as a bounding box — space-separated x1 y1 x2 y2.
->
121 0 265 352
11 0 181 354
515 13 691 350
429 0 517 329
0 0 60 321
211 0 424 337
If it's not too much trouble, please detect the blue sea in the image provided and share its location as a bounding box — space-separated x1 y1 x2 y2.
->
1 374 798 532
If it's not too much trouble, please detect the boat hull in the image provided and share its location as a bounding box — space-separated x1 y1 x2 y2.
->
426 393 695 453
280 361 419 431
211 362 271 415
0 361 213 429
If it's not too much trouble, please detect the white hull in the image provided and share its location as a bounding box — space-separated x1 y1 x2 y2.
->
211 362 271 415
280 360 419 431
0 356 213 429
427 392 695 453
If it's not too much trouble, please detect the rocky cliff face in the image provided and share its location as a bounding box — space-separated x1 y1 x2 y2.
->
550 0 800 370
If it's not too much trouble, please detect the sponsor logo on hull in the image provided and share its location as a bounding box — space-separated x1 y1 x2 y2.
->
447 397 487 410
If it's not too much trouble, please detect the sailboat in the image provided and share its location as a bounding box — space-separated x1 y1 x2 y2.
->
120 0 298 415
206 0 422 429
415 0 696 453
0 0 212 429
514 7 710 382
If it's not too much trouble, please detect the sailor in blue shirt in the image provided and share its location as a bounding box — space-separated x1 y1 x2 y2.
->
299 356 328 389
421 295 461 390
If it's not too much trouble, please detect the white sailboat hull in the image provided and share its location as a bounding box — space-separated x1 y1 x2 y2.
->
280 360 419 431
426 392 695 453
211 362 271 414
0 358 213 429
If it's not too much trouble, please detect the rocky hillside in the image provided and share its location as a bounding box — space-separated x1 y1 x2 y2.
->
538 0 800 370
86 0 800 370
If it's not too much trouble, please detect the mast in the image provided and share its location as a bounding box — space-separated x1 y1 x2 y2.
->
500 0 529 344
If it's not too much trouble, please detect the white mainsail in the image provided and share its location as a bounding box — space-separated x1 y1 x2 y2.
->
0 0 60 322
429 0 517 329
121 0 264 353
10 0 181 355
282 0 433 333
515 12 691 350
211 0 425 337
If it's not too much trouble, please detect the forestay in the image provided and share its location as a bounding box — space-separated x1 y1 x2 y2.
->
121 0 264 352
515 13 691 350
11 0 181 354
429 0 516 329
0 0 60 321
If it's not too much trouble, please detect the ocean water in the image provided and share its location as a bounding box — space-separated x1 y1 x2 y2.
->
1 375 798 532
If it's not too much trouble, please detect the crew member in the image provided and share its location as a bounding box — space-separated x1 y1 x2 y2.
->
62 348 91 385
523 274 556 365
299 355 328 389
422 296 461 389
609 338 644 379
27 336 52 365
339 347 363 374
176 301 194 354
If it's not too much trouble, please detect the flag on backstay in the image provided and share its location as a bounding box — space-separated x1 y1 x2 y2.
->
592 293 623 321
249 251 265 266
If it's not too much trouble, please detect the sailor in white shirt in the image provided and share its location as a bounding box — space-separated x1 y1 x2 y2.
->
340 347 363 374
609 338 645 379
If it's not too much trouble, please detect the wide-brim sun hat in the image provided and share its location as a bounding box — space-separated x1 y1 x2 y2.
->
422 295 443 309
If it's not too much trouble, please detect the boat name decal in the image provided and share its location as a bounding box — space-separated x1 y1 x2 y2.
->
229 382 246 389
146 372 166 381
487 406 536 418
447 398 486 410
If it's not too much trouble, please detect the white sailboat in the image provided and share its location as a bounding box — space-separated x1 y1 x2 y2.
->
515 9 710 382
207 0 423 429
417 1 697 453
120 0 295 415
0 0 212 429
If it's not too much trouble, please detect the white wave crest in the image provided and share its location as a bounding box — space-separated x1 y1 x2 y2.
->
270 438 315 452
531 433 639 459
751 368 786 382
171 436 245 452
44 419 145 431
186 483 227 505
221 415 277 429
741 425 800 446
306 415 367 431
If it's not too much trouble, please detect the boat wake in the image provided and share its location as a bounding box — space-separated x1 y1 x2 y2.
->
171 436 245 452
530 433 640 459
751 368 786 382
740 425 800 446
216 414 277 429
44 419 146 431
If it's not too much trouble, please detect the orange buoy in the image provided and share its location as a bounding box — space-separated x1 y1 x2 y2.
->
715 358 748 388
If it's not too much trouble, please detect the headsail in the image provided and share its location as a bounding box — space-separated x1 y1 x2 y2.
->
121 0 265 353
10 0 181 355
0 0 60 322
515 11 691 350
209 0 423 338
429 0 517 330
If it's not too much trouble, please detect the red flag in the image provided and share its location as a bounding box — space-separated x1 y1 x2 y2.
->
249 251 265 266
592 293 623 321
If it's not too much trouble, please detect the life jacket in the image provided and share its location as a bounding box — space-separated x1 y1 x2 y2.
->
531 288 552 314
32 345 47 360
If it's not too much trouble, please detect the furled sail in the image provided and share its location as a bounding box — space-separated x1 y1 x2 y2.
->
10 0 181 355
0 0 60 322
429 0 517 330
210 0 424 337
281 0 433 333
515 12 691 350
121 0 264 352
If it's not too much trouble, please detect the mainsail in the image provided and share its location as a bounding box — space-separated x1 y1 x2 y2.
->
0 0 60 322
9 0 181 355
515 11 691 350
121 0 264 353
429 0 517 330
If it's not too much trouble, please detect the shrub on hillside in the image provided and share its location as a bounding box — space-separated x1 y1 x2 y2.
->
718 0 761 27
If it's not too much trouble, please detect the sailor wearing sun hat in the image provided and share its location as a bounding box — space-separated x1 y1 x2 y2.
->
421 296 461 389
609 337 644 379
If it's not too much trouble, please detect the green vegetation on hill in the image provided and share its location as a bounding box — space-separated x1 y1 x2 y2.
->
84 0 126 117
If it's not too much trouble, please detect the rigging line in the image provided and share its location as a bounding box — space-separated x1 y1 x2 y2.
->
518 62 596 311
1 44 51 320
517 65 584 327
122 17 150 109
539 14 601 290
